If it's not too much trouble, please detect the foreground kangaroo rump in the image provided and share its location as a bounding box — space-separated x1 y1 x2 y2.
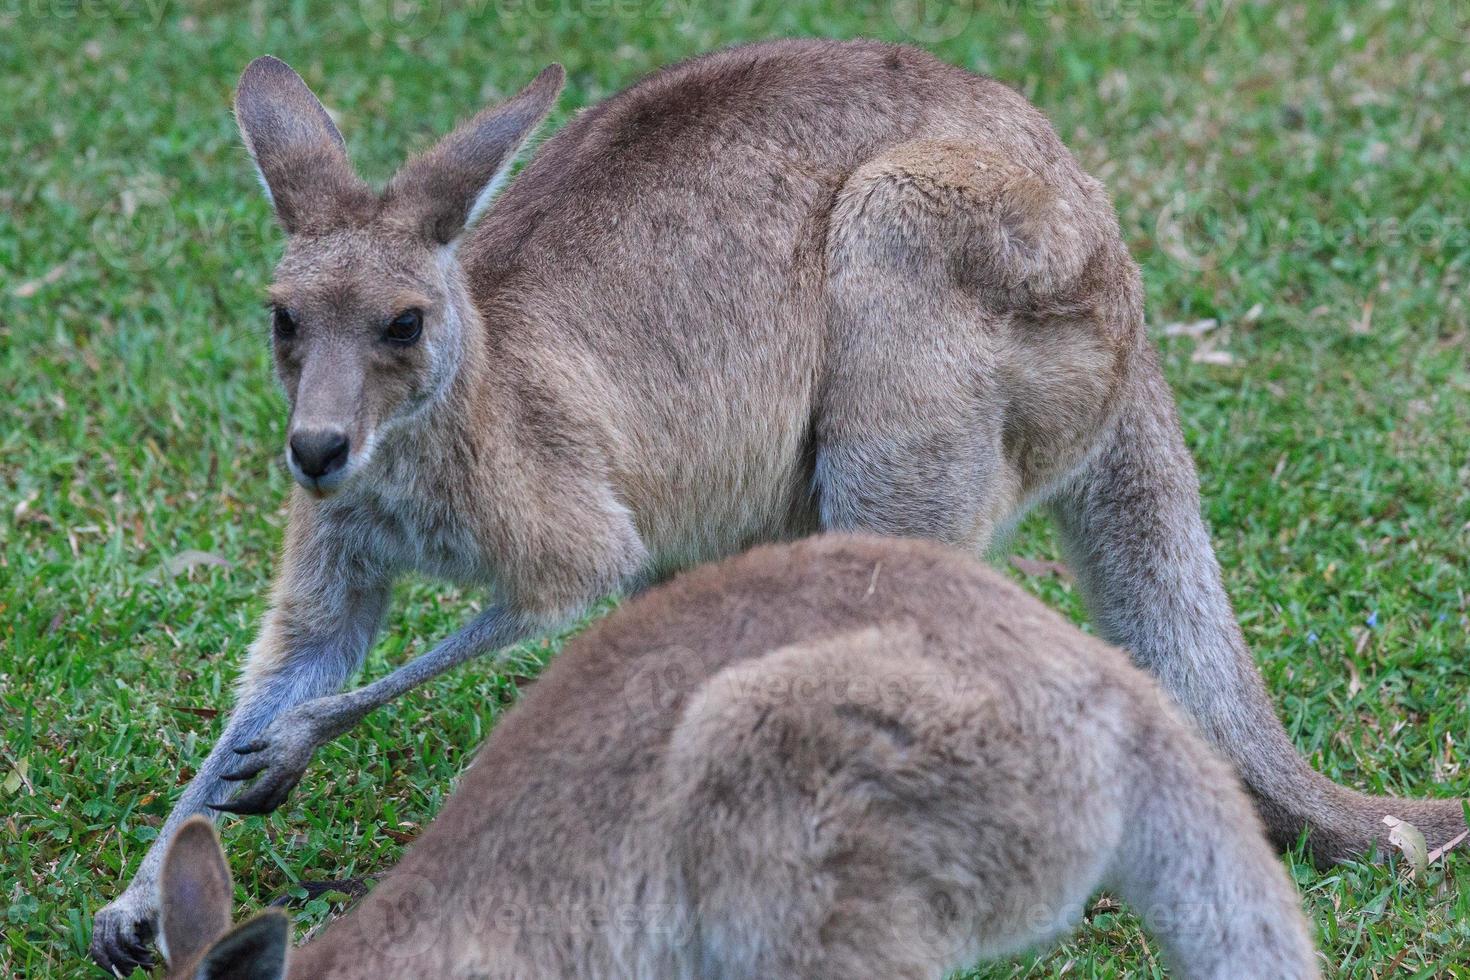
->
156 536 1319 980
91 38 1463 972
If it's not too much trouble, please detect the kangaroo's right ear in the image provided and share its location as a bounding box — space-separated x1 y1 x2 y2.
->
159 816 234 967
234 56 370 233
384 64 565 245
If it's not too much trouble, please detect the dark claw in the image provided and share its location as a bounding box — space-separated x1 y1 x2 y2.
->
233 739 268 755
123 940 156 975
220 760 268 782
215 791 280 816
210 772 303 816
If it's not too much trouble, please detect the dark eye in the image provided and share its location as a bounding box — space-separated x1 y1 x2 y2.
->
272 306 297 340
384 309 423 345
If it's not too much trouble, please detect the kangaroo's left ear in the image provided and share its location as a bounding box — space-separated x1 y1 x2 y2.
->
195 911 289 980
385 64 565 245
159 816 234 967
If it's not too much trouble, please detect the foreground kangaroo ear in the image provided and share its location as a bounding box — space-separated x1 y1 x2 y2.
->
386 64 565 244
195 910 289 980
159 816 234 967
235 55 370 233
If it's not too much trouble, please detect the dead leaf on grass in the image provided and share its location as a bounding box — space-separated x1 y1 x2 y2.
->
1162 318 1218 338
11 261 69 298
170 704 220 720
1382 815 1428 878
1426 828 1469 866
149 549 233 581
1190 345 1237 366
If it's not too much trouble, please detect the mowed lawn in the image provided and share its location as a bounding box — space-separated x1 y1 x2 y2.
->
2 0 1468 976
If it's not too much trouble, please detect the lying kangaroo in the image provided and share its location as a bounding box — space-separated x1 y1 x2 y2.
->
91 38 1462 972
156 535 1319 980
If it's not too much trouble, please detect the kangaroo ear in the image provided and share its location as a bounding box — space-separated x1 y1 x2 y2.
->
385 64 565 245
235 55 371 233
159 816 234 968
196 910 289 980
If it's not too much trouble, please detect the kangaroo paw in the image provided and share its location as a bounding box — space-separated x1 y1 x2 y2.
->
90 891 158 975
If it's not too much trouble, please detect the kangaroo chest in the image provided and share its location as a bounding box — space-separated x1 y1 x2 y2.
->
331 456 497 588
374 493 493 585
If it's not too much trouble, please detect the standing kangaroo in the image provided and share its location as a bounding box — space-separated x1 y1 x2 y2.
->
91 39 1462 973
156 535 1319 980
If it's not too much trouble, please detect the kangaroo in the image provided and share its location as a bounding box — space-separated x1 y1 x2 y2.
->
90 39 1463 973
155 535 1320 980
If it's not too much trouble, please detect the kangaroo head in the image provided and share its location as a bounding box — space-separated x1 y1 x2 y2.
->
158 816 289 979
234 56 563 495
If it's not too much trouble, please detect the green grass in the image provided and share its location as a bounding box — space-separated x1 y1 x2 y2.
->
2 0 1468 976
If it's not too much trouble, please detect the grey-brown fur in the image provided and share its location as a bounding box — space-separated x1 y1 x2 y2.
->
157 535 1320 980
91 38 1464 972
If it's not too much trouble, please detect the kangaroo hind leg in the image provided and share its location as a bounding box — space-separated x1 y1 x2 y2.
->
1106 690 1320 980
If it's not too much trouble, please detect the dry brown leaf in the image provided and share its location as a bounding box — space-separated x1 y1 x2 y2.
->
1382 815 1428 878
12 262 69 298
1162 318 1218 338
1426 828 1469 865
383 826 418 845
1190 346 1237 366
148 549 233 582
1350 295 1375 335
12 491 54 528
170 704 220 720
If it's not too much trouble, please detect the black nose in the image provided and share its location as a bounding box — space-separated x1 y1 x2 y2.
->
289 429 350 479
